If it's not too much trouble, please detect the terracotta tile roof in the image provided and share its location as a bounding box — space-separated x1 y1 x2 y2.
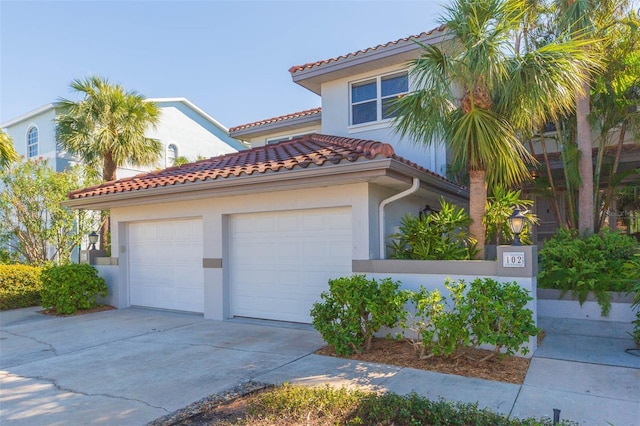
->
288 25 447 74
229 107 321 133
68 134 462 200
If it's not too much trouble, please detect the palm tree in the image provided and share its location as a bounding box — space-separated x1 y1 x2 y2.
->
393 0 600 257
0 129 18 168
555 0 636 234
56 75 162 248
555 0 600 235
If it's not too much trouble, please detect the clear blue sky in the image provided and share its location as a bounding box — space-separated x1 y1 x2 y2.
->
1 1 444 128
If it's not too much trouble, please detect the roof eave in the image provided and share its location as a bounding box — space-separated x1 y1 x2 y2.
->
64 159 396 210
291 30 450 95
1 104 56 128
64 157 467 210
229 114 322 139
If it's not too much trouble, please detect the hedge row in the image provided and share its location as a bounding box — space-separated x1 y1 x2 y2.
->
0 265 43 310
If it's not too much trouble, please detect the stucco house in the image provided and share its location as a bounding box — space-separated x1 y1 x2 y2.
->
64 27 471 323
1 97 245 176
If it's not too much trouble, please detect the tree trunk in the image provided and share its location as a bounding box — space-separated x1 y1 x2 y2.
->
100 152 117 252
540 131 564 228
468 169 487 259
577 83 594 234
600 122 627 231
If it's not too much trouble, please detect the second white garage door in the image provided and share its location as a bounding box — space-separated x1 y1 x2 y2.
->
129 219 204 313
229 207 352 323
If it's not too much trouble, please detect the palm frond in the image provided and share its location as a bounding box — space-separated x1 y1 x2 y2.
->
55 75 162 181
0 129 18 168
447 107 536 187
498 37 603 129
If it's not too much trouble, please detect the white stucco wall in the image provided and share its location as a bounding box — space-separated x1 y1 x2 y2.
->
3 107 58 166
147 101 243 167
320 64 448 176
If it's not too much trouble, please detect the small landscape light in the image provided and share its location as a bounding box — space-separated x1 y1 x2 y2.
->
88 231 99 250
508 208 526 246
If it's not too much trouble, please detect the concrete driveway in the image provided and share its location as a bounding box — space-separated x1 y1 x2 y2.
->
0 307 325 425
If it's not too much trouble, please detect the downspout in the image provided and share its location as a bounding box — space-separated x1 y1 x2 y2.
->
378 177 420 259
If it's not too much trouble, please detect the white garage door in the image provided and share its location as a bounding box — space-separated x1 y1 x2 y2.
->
129 219 204 313
229 207 352 323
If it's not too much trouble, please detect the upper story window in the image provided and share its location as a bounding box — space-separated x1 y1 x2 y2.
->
27 126 38 158
167 143 178 165
350 71 409 126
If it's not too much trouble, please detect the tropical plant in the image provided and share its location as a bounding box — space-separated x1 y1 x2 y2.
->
0 159 99 265
484 188 539 245
590 10 640 232
0 129 18 168
623 254 640 345
389 198 478 260
55 75 162 248
393 0 600 257
538 228 639 315
529 1 639 233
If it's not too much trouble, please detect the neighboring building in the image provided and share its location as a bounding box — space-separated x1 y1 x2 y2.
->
1 98 245 177
231 26 450 177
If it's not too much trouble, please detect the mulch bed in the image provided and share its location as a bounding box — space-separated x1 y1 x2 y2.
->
315 337 532 385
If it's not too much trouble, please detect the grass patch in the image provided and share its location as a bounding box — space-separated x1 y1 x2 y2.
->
180 383 576 425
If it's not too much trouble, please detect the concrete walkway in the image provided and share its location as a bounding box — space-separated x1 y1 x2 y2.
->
257 316 640 425
1 307 639 425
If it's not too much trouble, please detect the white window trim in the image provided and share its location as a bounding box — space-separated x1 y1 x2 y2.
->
166 143 179 167
26 125 39 158
348 70 409 128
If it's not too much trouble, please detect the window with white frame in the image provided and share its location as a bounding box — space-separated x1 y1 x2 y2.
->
167 143 178 165
27 126 38 158
350 71 408 126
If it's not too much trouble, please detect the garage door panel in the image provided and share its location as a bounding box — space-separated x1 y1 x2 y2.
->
229 208 352 323
129 219 204 313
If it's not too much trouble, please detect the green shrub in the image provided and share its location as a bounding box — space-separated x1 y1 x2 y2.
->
407 278 538 360
310 275 408 356
0 265 43 310
405 280 470 358
466 278 538 358
40 263 107 315
624 254 640 344
247 383 576 425
388 198 478 260
538 228 639 316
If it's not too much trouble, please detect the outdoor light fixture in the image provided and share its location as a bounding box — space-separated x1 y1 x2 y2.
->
88 231 99 251
508 208 526 246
